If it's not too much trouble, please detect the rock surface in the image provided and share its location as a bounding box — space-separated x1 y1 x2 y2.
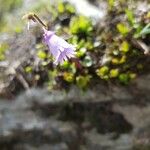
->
0 75 150 150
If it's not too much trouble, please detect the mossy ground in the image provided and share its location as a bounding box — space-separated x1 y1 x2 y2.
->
0 0 149 92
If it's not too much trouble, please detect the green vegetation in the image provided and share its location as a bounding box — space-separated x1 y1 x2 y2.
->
0 0 149 89
0 0 23 31
23 1 149 88
0 43 9 61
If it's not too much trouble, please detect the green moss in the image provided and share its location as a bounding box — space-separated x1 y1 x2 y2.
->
70 16 93 36
0 43 9 61
58 2 75 14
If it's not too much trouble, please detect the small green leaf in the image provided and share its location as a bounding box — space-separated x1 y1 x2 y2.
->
109 69 119 78
25 66 32 73
108 0 114 9
14 25 22 33
82 55 93 67
111 58 120 65
120 41 130 53
0 54 5 60
58 2 65 13
140 23 150 36
118 73 129 84
37 50 47 59
42 61 49 66
61 61 70 69
119 55 126 64
77 39 86 49
129 73 136 79
117 23 129 35
96 66 109 79
66 3 75 13
0 43 9 61
76 47 87 57
76 75 91 88
63 72 74 82
125 9 134 25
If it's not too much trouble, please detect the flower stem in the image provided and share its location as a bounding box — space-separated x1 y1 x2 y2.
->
22 13 48 29
33 14 48 29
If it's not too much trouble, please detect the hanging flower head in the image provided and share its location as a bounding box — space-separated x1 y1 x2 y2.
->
22 13 76 65
43 28 75 64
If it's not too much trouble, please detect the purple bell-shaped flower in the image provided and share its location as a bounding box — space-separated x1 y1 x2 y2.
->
43 28 76 65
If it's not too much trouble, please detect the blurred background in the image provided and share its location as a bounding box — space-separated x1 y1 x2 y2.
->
0 0 150 150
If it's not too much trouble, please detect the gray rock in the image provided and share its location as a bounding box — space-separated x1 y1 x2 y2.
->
0 76 150 150
84 130 133 150
0 88 79 150
67 0 106 20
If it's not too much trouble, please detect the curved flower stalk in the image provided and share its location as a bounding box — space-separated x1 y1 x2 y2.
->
43 28 76 64
22 13 76 65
